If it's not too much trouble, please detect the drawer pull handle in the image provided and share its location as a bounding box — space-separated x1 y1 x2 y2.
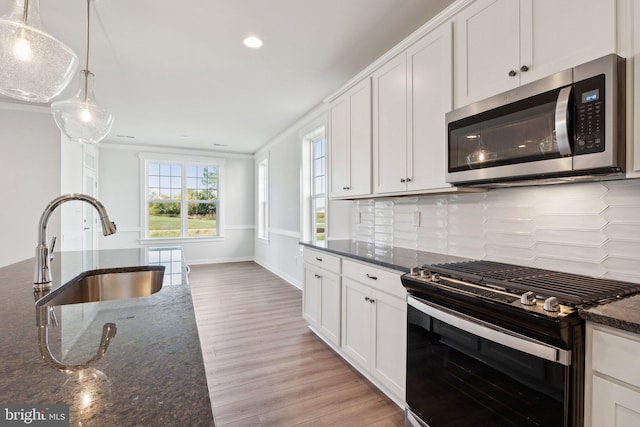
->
366 274 378 280
315 257 323 262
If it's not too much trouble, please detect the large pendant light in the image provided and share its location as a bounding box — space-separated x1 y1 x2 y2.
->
52 0 113 144
0 0 79 102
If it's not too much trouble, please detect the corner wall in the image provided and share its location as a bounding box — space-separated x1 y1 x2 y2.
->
0 104 61 268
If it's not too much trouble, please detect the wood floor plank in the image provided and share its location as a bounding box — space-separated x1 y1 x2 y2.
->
189 262 403 426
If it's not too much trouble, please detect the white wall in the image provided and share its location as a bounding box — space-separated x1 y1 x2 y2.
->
59 136 84 252
0 104 62 268
254 106 353 288
97 143 254 265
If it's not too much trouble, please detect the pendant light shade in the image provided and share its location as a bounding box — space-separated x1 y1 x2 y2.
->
51 0 113 144
0 0 78 103
52 70 113 144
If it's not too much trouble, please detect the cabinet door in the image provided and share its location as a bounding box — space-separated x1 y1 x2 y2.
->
373 54 408 194
320 270 341 346
371 289 406 400
329 97 349 198
348 79 372 197
406 23 453 192
519 0 616 85
592 375 640 427
303 266 322 327
341 278 372 369
453 0 520 107
329 79 372 198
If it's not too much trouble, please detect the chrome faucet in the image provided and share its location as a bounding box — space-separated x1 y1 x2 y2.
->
34 194 117 290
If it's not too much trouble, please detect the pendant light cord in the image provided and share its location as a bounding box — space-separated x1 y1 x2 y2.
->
22 0 29 24
84 0 91 101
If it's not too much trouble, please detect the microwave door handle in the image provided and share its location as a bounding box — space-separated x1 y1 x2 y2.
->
555 86 573 156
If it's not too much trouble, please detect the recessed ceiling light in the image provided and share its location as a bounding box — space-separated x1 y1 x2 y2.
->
243 36 263 49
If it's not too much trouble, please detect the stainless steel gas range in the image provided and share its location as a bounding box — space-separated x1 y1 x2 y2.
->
401 260 640 427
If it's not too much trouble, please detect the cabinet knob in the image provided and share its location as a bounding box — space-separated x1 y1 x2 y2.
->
406 178 412 182
315 257 323 262
366 274 378 281
342 186 350 190
520 65 529 72
508 69 517 77
400 178 406 183
314 274 321 279
369 299 375 304
365 296 370 302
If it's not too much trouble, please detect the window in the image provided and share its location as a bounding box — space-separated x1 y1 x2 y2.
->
311 136 326 241
301 125 327 243
144 157 221 239
257 156 269 240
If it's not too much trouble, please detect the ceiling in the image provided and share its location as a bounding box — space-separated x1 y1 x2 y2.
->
2 0 454 153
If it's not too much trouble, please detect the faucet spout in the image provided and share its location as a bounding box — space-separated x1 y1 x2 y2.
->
34 194 117 290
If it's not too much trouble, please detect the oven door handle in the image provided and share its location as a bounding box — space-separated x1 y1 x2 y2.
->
408 296 571 366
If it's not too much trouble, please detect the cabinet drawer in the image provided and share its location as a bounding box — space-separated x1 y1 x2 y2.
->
342 259 405 299
592 327 640 388
303 248 341 274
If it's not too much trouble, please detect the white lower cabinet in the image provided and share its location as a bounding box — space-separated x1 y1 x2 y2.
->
341 260 407 402
302 248 407 405
586 322 640 427
302 249 341 347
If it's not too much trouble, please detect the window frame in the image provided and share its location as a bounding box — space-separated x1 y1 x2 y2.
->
301 125 328 243
139 153 225 243
256 154 269 241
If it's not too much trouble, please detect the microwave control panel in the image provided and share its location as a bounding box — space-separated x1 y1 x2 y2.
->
574 74 605 155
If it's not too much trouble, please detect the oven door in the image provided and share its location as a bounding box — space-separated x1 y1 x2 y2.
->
406 296 571 427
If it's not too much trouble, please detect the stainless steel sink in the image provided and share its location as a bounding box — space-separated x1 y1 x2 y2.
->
36 266 165 307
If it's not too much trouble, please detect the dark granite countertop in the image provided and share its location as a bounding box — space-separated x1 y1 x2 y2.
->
299 239 467 272
580 294 640 335
0 248 214 426
303 240 640 337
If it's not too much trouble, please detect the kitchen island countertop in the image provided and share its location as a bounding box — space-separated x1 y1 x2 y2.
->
0 248 214 426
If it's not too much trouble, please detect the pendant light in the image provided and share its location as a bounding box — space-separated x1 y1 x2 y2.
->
51 0 113 144
0 0 79 102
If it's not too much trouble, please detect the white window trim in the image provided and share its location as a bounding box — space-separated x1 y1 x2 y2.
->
139 152 225 243
256 151 269 242
300 124 327 243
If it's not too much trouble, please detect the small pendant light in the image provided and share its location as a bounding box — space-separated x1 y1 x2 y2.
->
52 0 113 144
0 0 79 102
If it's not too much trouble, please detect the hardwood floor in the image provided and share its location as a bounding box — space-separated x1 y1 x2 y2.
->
189 262 404 427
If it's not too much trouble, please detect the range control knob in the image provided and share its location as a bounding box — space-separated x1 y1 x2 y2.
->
520 291 536 306
430 273 440 283
543 297 560 312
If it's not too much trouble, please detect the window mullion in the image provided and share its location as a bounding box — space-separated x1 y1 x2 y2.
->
181 164 187 237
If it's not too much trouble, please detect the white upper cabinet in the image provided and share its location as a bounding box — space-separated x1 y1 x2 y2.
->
373 23 454 195
372 54 408 194
406 23 453 192
329 78 372 199
453 0 616 108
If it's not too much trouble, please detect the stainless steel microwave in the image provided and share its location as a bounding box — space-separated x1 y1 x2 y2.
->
446 54 626 187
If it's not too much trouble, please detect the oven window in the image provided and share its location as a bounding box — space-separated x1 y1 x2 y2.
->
407 306 567 427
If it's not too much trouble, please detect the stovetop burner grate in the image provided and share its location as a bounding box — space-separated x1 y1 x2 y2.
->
424 260 640 306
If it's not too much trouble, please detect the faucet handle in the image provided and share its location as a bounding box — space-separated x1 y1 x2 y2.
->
49 236 56 261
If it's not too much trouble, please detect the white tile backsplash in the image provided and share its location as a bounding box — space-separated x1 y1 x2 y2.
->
350 179 640 283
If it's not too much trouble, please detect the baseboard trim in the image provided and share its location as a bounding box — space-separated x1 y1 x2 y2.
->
254 258 302 290
187 256 254 265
